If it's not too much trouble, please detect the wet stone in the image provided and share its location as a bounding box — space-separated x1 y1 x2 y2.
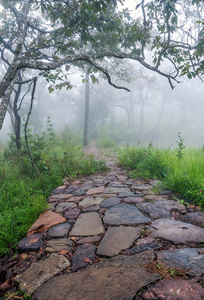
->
150 218 204 244
103 187 131 194
137 200 185 219
82 205 100 212
47 223 71 240
15 254 70 295
17 233 43 253
156 248 204 276
32 250 161 300
72 243 96 271
97 226 142 257
103 204 151 225
64 208 81 219
100 197 121 208
79 196 104 208
45 238 73 253
76 235 102 246
182 211 204 227
142 278 204 300
69 212 105 236
55 202 76 213
118 192 135 198
123 196 144 203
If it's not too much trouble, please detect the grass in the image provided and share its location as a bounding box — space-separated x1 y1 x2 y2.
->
118 144 204 207
0 127 107 256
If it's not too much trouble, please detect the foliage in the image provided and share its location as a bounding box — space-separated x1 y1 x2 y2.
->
118 144 204 206
0 126 107 255
97 126 116 148
176 132 186 159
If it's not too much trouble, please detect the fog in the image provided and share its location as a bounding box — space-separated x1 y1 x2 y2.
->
1 59 203 149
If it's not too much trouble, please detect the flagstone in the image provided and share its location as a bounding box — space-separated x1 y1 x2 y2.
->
82 205 100 212
55 202 76 213
103 187 131 194
118 192 135 198
27 211 66 235
182 211 204 227
45 238 73 253
137 200 185 219
100 197 121 207
64 208 81 219
150 218 204 244
156 248 204 276
103 204 151 225
47 223 71 240
76 235 102 246
79 196 104 208
32 250 161 300
17 233 44 253
97 226 142 257
86 186 105 195
15 254 70 295
69 212 105 236
49 194 73 202
72 243 96 271
123 196 144 203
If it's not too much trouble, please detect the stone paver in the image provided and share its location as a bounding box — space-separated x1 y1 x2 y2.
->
32 250 161 300
97 226 142 257
137 200 186 219
14 254 70 295
182 211 204 227
72 243 96 271
156 248 204 276
150 218 204 244
55 202 76 213
103 204 151 225
69 212 105 236
86 186 105 195
17 233 43 253
103 187 131 194
123 196 144 203
79 196 104 208
100 197 121 207
142 278 204 300
45 238 73 253
47 223 71 240
27 211 66 235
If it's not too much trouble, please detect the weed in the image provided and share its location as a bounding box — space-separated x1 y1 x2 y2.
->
146 261 187 278
176 132 185 159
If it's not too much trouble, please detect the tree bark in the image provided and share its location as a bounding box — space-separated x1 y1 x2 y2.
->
83 73 89 146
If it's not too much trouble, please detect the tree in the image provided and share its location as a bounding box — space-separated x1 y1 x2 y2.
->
0 0 203 130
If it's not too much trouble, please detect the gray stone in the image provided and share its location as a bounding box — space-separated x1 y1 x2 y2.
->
156 248 204 276
55 202 76 213
132 184 152 191
142 278 204 300
150 218 204 244
15 254 70 295
32 250 161 300
72 243 96 271
72 189 86 196
47 223 71 240
103 187 131 194
103 204 151 225
137 200 185 219
79 196 104 208
17 233 43 253
64 208 81 219
183 211 204 227
118 192 135 198
144 195 168 201
76 235 102 245
123 197 144 203
97 226 142 257
45 238 73 253
100 197 121 207
82 205 100 212
69 212 105 236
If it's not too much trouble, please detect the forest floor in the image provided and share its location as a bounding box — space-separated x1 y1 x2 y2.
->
1 144 204 299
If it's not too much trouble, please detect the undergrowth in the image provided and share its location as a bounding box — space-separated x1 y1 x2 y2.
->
0 125 107 255
118 137 204 206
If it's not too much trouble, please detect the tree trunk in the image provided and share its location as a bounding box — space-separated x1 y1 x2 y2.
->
83 73 89 146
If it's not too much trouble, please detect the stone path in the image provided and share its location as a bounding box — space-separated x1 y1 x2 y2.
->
1 145 204 299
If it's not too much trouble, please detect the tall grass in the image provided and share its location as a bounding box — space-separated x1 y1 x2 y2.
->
0 126 107 255
118 146 204 206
